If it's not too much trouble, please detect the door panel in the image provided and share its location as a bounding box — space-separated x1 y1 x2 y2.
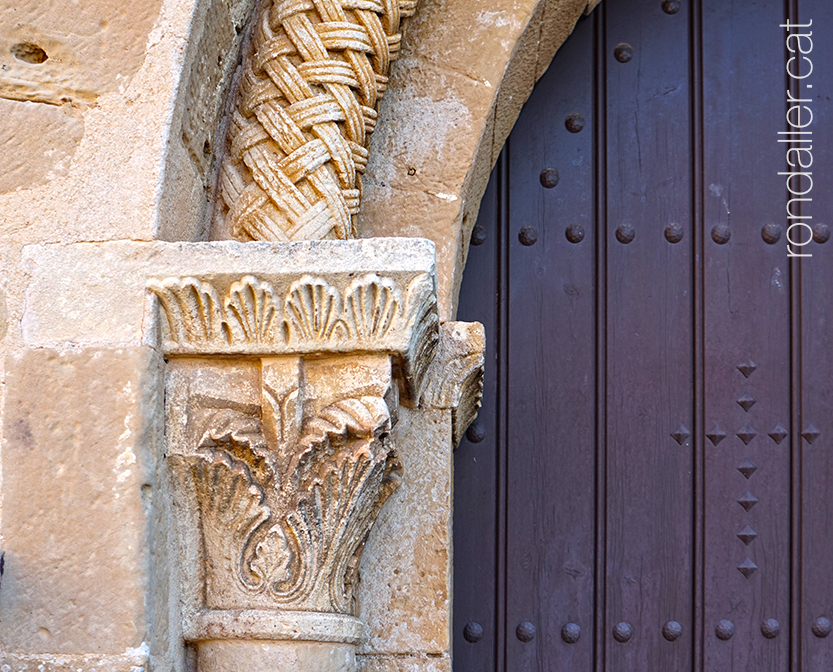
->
801 1 833 670
603 0 694 669
504 12 596 672
453 1 833 671
701 3 791 671
453 169 501 671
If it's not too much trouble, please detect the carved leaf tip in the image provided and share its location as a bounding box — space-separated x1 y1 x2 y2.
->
285 276 344 344
148 277 224 345
224 275 280 345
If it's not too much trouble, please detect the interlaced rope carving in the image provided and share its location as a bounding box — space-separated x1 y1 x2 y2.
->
218 0 418 242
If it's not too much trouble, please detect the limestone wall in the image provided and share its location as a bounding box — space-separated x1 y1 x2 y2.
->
0 0 593 669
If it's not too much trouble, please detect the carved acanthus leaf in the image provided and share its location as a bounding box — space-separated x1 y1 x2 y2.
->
190 396 401 613
401 274 440 403
191 451 271 598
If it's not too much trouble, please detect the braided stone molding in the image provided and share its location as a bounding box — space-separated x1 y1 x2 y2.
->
217 0 418 242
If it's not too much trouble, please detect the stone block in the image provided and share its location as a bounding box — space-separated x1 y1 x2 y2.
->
0 99 85 195
357 655 451 672
197 640 355 672
0 0 163 107
21 239 436 347
0 286 7 342
0 346 162 654
0 649 149 672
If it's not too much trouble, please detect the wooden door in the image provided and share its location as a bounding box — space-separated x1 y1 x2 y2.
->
453 1 833 671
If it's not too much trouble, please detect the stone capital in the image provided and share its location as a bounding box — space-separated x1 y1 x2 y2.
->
148 239 483 670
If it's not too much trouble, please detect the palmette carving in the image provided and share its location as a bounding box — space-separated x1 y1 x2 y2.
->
147 277 224 345
150 272 440 406
343 274 401 340
284 275 345 344
225 276 280 344
191 396 401 613
151 273 433 348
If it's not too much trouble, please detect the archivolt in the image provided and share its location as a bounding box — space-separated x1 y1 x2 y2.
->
205 0 599 317
355 0 599 319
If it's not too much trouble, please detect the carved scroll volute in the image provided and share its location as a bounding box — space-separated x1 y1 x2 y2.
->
422 321 486 446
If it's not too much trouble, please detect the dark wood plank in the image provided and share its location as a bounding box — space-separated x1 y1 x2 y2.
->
798 1 833 670
453 169 501 672
504 13 597 672
700 1 792 671
601 0 694 669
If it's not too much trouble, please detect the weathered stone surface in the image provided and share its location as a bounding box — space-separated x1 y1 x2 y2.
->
358 0 591 318
0 0 163 106
357 655 450 672
185 609 365 644
422 321 485 446
0 99 85 194
0 648 150 672
0 0 256 243
357 407 451 655
158 0 261 242
21 239 436 347
197 640 356 672
0 286 7 341
0 0 167 237
0 346 163 654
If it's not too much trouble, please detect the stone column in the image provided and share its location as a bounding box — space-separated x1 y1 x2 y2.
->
147 238 483 671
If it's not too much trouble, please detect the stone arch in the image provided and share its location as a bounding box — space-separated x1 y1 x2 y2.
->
356 0 599 318
184 0 597 315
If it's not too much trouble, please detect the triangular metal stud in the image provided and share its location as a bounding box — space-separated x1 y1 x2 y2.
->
737 491 759 512
802 424 821 444
738 558 758 579
737 423 757 445
706 424 728 446
737 525 758 546
738 458 757 479
737 393 757 412
737 359 758 378
671 423 691 445
768 423 788 445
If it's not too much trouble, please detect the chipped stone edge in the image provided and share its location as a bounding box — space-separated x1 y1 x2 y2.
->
0 643 149 672
184 609 364 645
420 321 485 446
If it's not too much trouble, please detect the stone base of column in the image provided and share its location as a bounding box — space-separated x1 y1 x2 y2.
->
197 640 356 672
